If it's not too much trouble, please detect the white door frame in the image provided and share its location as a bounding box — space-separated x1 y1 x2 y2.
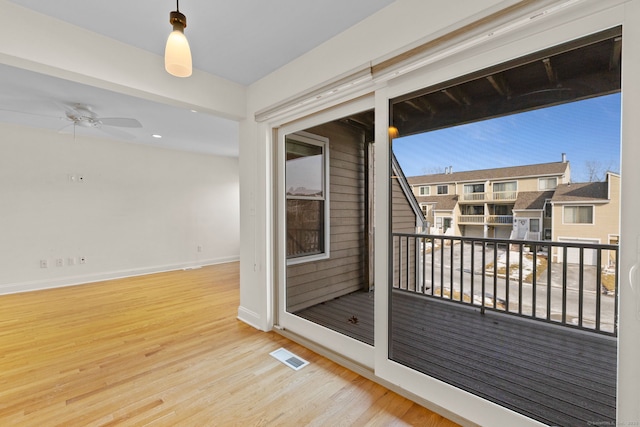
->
275 95 376 368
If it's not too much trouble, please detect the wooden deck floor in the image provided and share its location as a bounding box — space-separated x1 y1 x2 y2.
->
295 291 375 346
295 289 617 427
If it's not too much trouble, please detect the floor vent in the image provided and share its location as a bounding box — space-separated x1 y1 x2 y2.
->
269 348 309 371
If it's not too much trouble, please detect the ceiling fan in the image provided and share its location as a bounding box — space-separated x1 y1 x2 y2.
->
62 103 142 136
60 103 142 139
0 101 143 140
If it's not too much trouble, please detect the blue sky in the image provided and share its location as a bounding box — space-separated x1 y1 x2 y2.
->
393 93 621 183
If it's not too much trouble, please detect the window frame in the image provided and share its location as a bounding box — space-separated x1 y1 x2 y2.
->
418 185 430 196
530 218 540 233
539 177 558 190
562 205 595 225
437 184 449 195
464 183 485 193
544 199 553 218
285 131 331 265
420 203 432 217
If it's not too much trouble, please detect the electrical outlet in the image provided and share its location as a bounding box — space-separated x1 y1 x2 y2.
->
40 259 48 268
79 256 86 264
197 245 202 252
56 258 64 267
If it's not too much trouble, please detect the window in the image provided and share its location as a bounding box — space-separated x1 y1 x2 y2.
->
464 183 484 193
539 177 558 190
544 228 552 240
530 219 540 233
462 205 483 215
564 205 594 224
420 203 432 217
544 199 552 218
494 205 510 215
493 181 517 200
286 135 328 260
437 185 448 195
418 186 430 196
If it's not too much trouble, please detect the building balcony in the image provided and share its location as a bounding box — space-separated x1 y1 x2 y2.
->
460 192 488 202
486 214 513 225
458 214 485 224
458 215 513 225
459 191 518 203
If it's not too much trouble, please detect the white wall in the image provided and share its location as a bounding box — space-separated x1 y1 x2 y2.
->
0 123 239 294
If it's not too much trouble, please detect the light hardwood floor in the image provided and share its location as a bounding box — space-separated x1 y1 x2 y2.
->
0 263 459 426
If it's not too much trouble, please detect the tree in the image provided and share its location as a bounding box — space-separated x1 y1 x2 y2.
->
584 160 612 182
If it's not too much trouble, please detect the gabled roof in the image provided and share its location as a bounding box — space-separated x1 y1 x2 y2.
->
392 154 428 227
416 195 459 211
551 182 609 203
513 191 555 210
408 161 569 185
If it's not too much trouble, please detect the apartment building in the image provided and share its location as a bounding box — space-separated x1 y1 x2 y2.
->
408 155 621 260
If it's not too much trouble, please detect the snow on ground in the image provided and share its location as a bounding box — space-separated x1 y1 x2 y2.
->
493 251 541 280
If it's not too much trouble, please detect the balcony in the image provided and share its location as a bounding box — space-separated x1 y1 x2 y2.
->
459 191 518 203
486 214 513 225
460 192 488 202
458 214 513 225
458 214 484 224
296 234 618 426
391 233 618 425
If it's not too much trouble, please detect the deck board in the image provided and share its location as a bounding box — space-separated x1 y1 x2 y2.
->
295 289 617 426
295 291 374 345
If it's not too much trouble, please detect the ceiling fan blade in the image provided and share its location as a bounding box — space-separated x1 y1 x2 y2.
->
100 117 142 128
0 106 62 120
99 126 136 140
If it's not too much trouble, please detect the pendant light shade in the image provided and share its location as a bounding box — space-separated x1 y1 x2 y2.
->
164 4 192 77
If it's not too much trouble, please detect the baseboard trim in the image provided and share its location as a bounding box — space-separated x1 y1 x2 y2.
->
237 306 265 331
0 256 240 295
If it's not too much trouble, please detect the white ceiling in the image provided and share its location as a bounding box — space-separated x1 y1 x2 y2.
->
1 0 395 156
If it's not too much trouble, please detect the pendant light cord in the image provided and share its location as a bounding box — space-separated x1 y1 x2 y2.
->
176 0 180 12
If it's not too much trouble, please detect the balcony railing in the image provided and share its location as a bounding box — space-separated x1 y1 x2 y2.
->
458 215 513 225
487 215 513 224
460 191 518 202
392 233 618 336
458 215 484 224
461 192 487 202
493 190 517 201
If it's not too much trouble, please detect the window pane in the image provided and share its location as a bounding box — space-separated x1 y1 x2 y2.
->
464 183 484 193
286 140 323 197
530 219 540 232
539 177 557 190
494 181 516 192
565 206 593 224
286 200 324 257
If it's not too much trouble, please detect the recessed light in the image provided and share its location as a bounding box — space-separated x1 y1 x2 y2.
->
152 134 162 139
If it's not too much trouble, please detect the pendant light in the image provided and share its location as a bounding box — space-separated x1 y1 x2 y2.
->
164 0 192 77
